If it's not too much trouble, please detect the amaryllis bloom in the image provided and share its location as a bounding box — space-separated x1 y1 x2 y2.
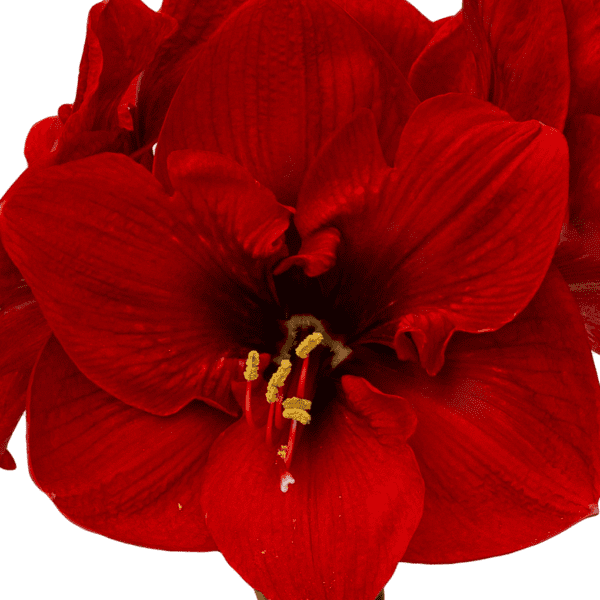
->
2 0 600 599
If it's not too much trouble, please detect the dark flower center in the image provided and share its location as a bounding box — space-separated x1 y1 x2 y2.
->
243 315 351 493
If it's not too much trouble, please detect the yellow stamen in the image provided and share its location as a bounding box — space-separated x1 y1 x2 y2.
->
265 359 292 403
283 396 312 411
295 332 323 359
282 407 311 425
277 445 289 460
243 350 260 381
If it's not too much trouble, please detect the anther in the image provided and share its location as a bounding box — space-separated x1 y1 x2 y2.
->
282 397 312 426
243 350 260 429
282 407 311 425
266 359 292 403
243 350 260 381
277 445 289 460
295 332 323 359
283 396 312 411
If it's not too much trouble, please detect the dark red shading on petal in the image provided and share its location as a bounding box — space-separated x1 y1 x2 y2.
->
0 369 31 471
135 0 248 146
0 276 51 380
345 266 600 563
28 336 232 551
333 0 436 77
0 153 290 416
201 376 423 600
555 114 600 350
408 13 486 102
562 0 600 116
25 0 176 168
410 0 570 130
293 96 568 374
465 0 570 129
0 243 50 469
154 0 418 204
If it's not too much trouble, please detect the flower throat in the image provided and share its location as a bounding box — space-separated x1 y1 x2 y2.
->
243 315 351 494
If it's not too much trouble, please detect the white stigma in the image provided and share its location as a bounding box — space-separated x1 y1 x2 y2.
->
280 472 296 493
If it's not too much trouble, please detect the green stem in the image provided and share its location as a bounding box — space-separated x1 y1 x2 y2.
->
255 589 385 600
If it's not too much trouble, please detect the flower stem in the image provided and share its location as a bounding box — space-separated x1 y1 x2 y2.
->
255 589 384 600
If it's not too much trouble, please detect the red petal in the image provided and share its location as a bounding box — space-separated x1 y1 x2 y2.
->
135 0 248 146
410 0 570 130
28 336 232 550
154 0 418 204
294 95 568 373
562 0 600 116
201 377 423 600
408 13 486 102
0 278 51 379
334 0 436 77
465 0 570 130
25 0 176 168
555 114 600 350
0 369 31 471
0 243 50 468
0 153 290 416
345 266 600 562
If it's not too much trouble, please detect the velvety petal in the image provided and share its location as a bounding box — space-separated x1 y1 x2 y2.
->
154 0 418 204
0 278 51 379
561 0 600 116
0 369 31 471
342 266 600 562
465 0 570 129
28 336 232 550
334 0 436 77
201 376 424 600
25 0 176 168
292 96 568 374
409 1 570 130
135 0 248 146
408 13 486 102
0 244 50 468
555 114 600 350
0 152 290 416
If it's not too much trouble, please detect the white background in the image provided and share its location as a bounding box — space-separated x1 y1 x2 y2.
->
0 1 598 599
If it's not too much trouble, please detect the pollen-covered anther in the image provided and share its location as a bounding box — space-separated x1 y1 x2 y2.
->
243 350 260 381
277 445 289 460
295 332 323 359
283 396 312 411
282 406 311 425
266 359 292 403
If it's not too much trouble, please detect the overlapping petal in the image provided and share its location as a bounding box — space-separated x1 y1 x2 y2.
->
343 266 600 562
25 0 176 168
0 151 291 416
154 0 418 204
201 376 424 600
0 369 31 471
555 113 600 350
135 0 248 146
27 336 232 550
409 0 570 130
289 94 568 374
334 0 436 77
408 13 485 102
562 0 600 116
0 243 50 468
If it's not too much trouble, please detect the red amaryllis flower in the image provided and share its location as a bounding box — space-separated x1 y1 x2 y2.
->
0 0 437 471
2 0 600 599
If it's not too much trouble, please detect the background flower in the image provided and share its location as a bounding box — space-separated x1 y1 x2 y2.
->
1 1 598 600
